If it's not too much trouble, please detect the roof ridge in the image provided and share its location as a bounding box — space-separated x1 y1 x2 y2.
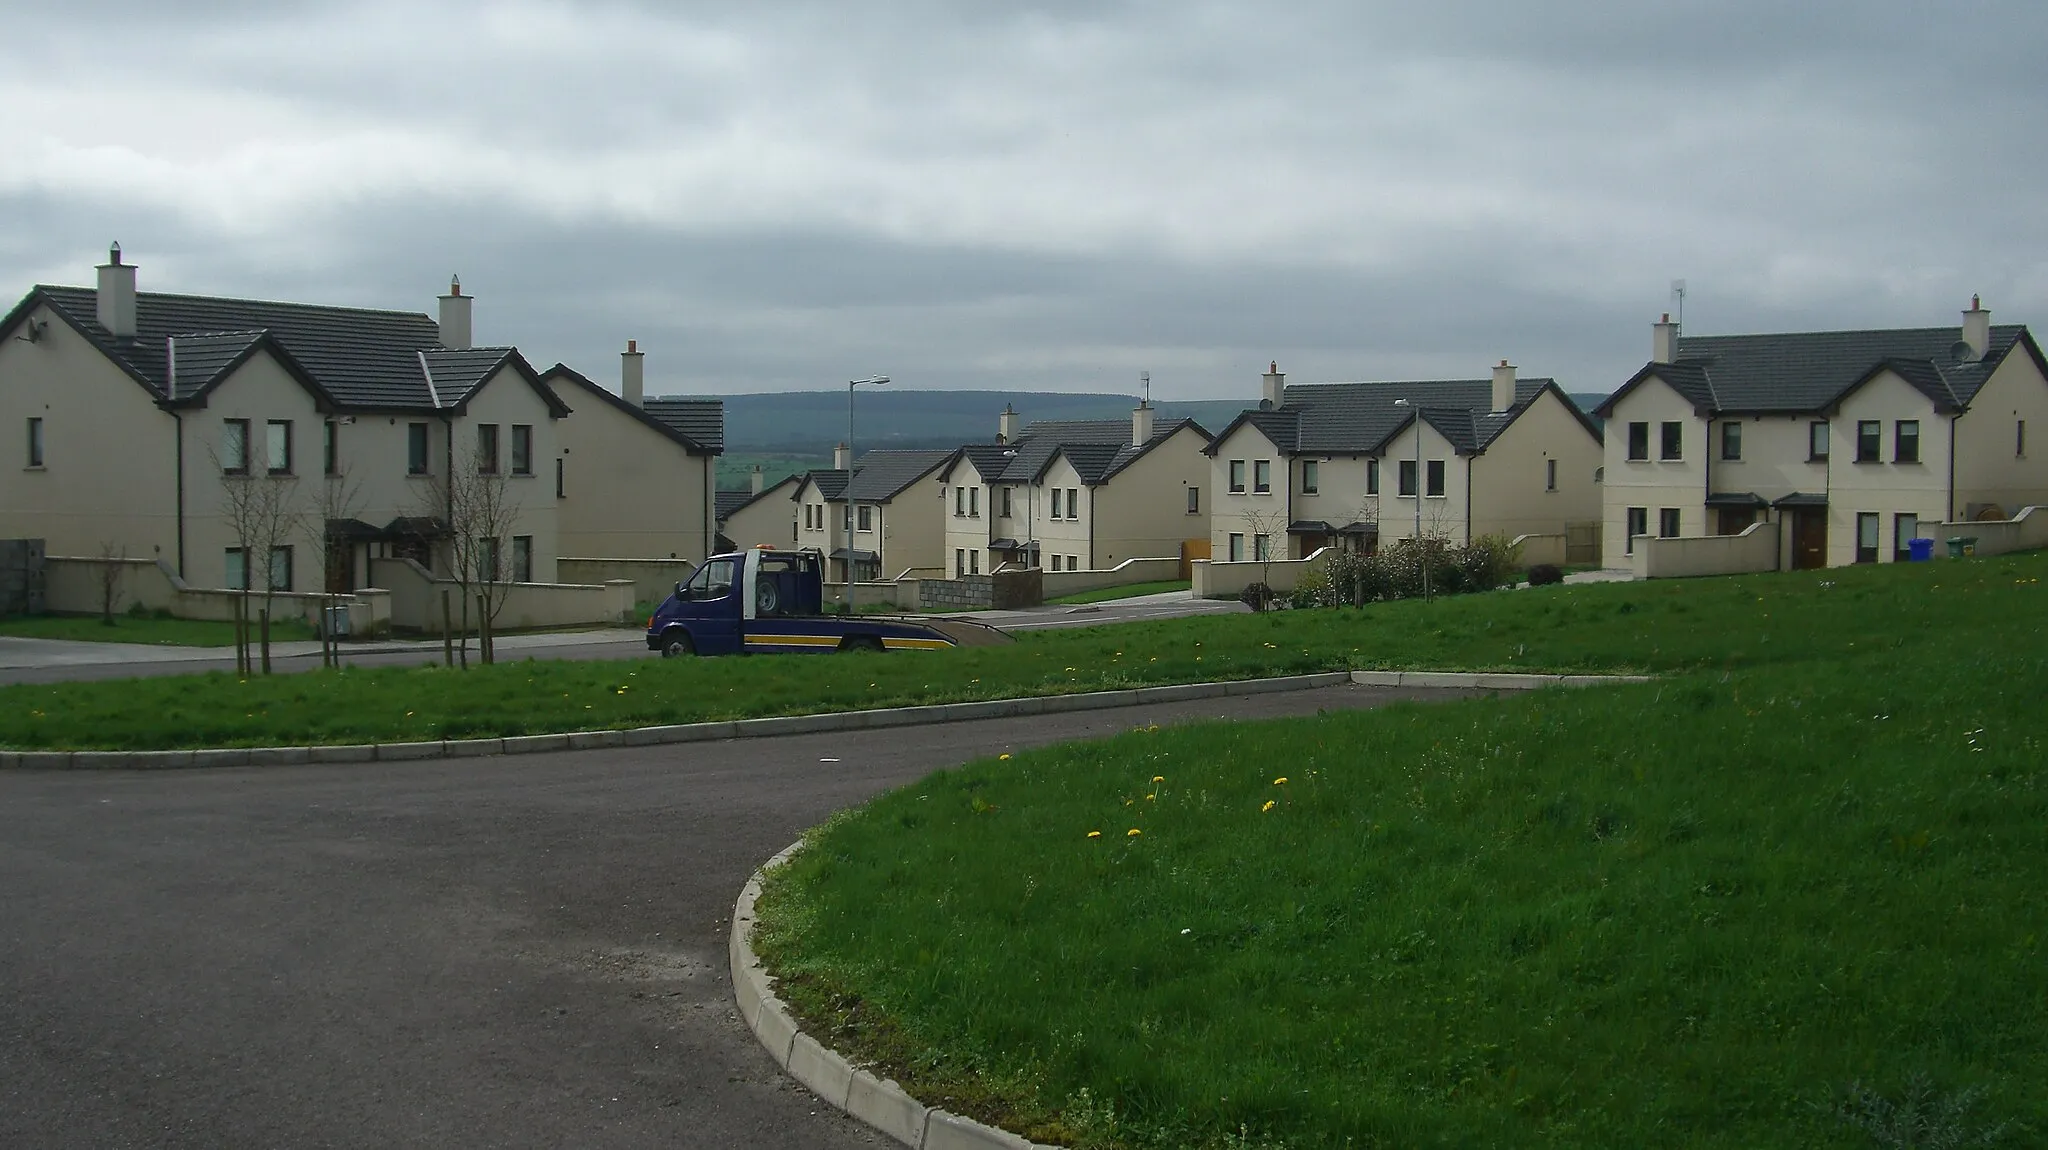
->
40 283 435 321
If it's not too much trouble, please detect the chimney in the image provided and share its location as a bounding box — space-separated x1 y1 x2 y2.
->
1962 294 1990 360
1132 400 1154 446
1490 359 1517 413
620 338 645 407
1652 312 1679 364
1261 360 1284 410
997 404 1017 444
750 463 764 495
95 242 137 339
833 442 850 470
438 275 472 350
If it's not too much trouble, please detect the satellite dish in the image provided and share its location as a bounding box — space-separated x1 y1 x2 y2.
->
1950 340 1977 364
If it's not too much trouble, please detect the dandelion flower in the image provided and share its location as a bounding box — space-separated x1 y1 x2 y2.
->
1152 775 1164 783
1273 776 1288 785
1262 800 1276 812
1087 830 1102 839
1146 793 1156 801
999 753 1012 760
1127 828 1142 837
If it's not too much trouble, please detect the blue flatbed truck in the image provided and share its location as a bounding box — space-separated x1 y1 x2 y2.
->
644 548 1011 656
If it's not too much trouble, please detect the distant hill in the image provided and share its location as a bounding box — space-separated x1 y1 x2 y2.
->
715 390 1251 454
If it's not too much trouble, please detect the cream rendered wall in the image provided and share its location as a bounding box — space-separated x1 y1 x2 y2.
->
1954 348 2048 517
1469 392 1602 541
1375 420 1469 545
0 303 179 559
452 367 564 582
551 388 713 563
178 351 328 593
1034 456 1091 569
1208 423 1286 558
1284 455 1376 557
1602 378 1706 567
1708 414 1824 501
794 476 846 568
1828 371 1950 566
1089 425 1212 565
942 458 997 575
724 485 799 552
874 474 948 576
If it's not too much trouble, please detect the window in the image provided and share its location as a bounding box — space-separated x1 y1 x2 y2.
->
1001 487 1013 517
1425 459 1445 498
1366 458 1379 495
1186 485 1200 514
224 548 249 590
513 535 532 582
478 536 501 581
2020 419 2028 457
555 457 565 498
1228 459 1246 493
842 505 852 530
268 545 293 592
1301 460 1319 495
1625 507 1647 554
323 421 338 476
1855 420 1881 463
408 422 430 475
1253 460 1271 494
1809 421 1830 462
1398 459 1417 497
1658 508 1680 538
26 417 42 467
1228 533 1245 562
956 548 966 576
970 550 979 575
1067 554 1079 571
1626 422 1649 461
266 420 293 474
221 419 250 474
1049 554 1061 572
1253 534 1270 562
1894 514 1919 562
511 425 533 475
1894 420 1919 464
476 424 500 473
1660 421 1683 461
1048 488 1063 519
970 487 979 517
1067 488 1080 518
1721 421 1742 461
1855 512 1880 564
954 487 965 516
857 505 873 532
1545 458 1557 491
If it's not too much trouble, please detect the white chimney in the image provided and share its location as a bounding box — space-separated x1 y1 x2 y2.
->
1261 361 1285 410
1652 312 1679 364
1491 359 1517 413
750 464 764 495
1132 401 1154 446
1962 294 1990 360
621 338 645 407
96 242 137 339
833 442 850 470
997 404 1017 444
438 275 472 350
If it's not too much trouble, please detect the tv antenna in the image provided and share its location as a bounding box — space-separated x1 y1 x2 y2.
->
1140 370 1150 406
1670 279 1687 331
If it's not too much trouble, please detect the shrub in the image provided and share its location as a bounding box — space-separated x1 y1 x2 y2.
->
1529 563 1565 586
1238 582 1275 612
1290 568 1333 609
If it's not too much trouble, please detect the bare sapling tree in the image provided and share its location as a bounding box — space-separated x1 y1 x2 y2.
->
307 462 365 669
214 444 305 675
418 443 522 667
1238 505 1289 610
95 541 127 625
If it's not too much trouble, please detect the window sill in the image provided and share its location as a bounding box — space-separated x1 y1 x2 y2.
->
511 470 535 478
23 465 45 472
1227 488 1246 495
1807 457 1829 464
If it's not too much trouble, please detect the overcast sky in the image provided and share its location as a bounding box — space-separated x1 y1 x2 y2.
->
5 1 2045 401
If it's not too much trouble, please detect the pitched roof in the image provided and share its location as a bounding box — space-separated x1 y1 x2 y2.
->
1596 323 2035 417
939 443 1016 484
644 397 725 453
20 284 567 414
1206 378 1563 457
716 473 801 521
540 364 719 454
1041 418 1211 484
845 449 954 502
799 469 851 501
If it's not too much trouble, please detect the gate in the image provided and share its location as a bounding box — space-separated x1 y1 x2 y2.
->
1563 522 1601 566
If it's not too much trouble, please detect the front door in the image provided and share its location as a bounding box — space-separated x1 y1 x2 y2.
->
1791 509 1827 569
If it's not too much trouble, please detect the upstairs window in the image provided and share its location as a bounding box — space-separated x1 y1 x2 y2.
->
408 423 430 475
1253 460 1272 494
1425 459 1446 497
476 424 500 474
970 486 979 517
1855 420 1881 463
1067 487 1080 518
323 421 338 476
1186 485 1200 514
954 486 965 516
1049 488 1063 519
1809 421 1830 461
1301 459 1319 495
1894 420 1919 464
1398 459 1417 497
1000 486 1013 517
857 505 873 531
26 417 43 468
1660 421 1683 461
1721 421 1742 461
1366 458 1380 495
555 457 565 498
511 425 533 475
1545 458 1557 491
1626 422 1649 461
266 420 293 475
221 419 250 475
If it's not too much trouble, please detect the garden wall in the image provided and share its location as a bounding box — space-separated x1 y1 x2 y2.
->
1192 548 1332 599
557 557 697 606
1510 533 1567 569
42 555 391 635
1930 505 2047 558
1630 522 1779 579
1039 556 1182 599
367 558 635 632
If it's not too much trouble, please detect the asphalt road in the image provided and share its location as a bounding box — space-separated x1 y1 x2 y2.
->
0 682 1474 1149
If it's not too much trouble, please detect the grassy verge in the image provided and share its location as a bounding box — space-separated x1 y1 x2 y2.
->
1047 579 1191 605
755 557 2048 1148
1 553 2039 750
0 612 318 647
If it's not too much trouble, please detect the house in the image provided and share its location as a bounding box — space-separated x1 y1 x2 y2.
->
1205 362 1604 562
844 449 955 578
936 403 1213 574
541 342 723 564
0 246 569 593
717 467 803 552
791 460 853 579
1595 301 2048 568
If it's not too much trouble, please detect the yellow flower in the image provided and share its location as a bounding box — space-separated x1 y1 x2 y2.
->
1127 828 1142 837
999 753 1012 760
1087 830 1102 838
1262 800 1276 812
1273 776 1288 785
1146 793 1156 801
1152 775 1164 782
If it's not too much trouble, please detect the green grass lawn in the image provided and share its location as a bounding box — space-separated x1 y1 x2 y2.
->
0 554 2039 752
752 555 2048 1148
1047 579 1191 605
0 612 318 647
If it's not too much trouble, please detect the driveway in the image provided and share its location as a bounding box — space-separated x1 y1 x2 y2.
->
0 682 1477 1148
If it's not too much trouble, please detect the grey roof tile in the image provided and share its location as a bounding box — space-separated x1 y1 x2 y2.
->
845 449 953 502
166 331 267 399
644 397 725 453
1209 378 1555 456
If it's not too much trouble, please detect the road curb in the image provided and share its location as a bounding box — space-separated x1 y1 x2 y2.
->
732 842 1056 1150
2 669 1645 770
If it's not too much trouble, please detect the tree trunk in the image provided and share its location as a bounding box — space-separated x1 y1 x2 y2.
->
234 593 248 676
440 589 454 668
478 594 492 665
259 608 272 675
458 591 470 670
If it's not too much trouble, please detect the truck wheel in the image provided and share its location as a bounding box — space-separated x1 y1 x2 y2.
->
756 580 780 616
660 630 695 658
839 635 884 653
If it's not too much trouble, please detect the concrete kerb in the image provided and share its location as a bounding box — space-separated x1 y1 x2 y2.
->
3 671 1653 771
733 840 1054 1150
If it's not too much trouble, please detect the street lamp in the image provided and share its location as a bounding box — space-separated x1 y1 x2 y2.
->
846 375 889 613
1394 398 1427 600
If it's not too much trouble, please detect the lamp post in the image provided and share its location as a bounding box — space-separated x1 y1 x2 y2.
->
1394 398 1427 600
846 375 888 613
